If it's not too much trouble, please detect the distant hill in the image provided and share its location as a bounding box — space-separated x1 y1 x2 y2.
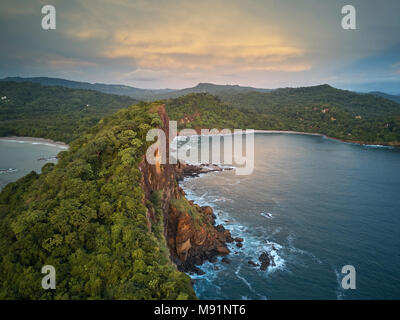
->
218 84 400 120
369 91 400 104
2 80 400 145
166 90 400 146
0 81 136 142
0 77 272 101
154 82 272 100
0 77 174 100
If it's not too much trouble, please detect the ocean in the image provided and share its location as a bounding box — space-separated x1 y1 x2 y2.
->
1 134 399 299
180 133 400 299
0 139 67 190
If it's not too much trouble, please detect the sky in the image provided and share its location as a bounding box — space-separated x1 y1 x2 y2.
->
0 0 399 92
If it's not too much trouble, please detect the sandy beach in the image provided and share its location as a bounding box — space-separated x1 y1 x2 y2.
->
0 136 69 149
254 130 400 147
177 129 398 148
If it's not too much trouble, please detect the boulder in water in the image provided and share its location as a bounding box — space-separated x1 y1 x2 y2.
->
258 252 275 271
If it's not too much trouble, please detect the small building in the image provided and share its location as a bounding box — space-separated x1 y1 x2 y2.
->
355 115 362 119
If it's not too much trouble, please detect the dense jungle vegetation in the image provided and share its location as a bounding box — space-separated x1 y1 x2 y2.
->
1 80 400 299
0 102 195 299
166 90 400 145
0 81 136 143
1 81 399 145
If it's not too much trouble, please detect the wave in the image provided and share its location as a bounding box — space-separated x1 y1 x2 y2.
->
1 139 68 150
260 212 273 219
0 168 18 174
189 259 223 298
212 196 233 203
234 264 268 300
182 180 287 297
362 144 394 149
286 234 322 265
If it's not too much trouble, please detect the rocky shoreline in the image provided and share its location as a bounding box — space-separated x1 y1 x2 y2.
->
141 105 277 282
176 162 234 181
139 105 239 277
176 161 277 275
172 161 235 274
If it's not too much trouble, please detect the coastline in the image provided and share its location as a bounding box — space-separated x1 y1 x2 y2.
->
177 129 399 148
254 130 400 148
178 166 282 300
0 136 69 150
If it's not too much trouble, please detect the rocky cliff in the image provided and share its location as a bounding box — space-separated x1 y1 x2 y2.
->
139 104 233 274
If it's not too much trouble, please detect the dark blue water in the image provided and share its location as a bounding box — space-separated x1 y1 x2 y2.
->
180 133 400 299
0 139 66 190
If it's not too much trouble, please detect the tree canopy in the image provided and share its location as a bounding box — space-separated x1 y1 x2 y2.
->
0 102 195 299
0 81 136 143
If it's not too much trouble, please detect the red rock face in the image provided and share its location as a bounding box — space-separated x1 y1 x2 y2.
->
139 104 231 274
167 201 232 273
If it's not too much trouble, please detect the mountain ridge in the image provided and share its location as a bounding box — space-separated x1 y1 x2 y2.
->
1 81 399 146
369 91 400 104
0 76 174 100
1 76 273 100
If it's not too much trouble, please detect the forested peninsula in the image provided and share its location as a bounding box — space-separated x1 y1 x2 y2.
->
0 80 400 299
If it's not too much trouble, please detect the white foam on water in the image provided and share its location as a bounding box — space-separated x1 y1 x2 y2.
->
184 187 287 277
189 258 224 298
183 184 286 273
181 170 291 299
363 144 394 149
212 197 233 203
0 168 18 175
235 264 254 292
333 266 345 300
228 179 241 186
235 263 268 300
286 234 323 265
260 212 273 219
1 139 68 150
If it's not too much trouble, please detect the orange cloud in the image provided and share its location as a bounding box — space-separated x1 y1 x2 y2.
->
104 28 307 72
60 0 310 74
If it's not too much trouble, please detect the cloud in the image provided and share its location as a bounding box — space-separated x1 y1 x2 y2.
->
0 0 399 89
61 0 308 74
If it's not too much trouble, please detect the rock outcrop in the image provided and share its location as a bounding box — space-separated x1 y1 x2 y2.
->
167 202 232 273
259 251 276 271
139 104 232 274
175 162 233 181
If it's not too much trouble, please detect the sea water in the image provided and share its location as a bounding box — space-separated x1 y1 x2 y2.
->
0 139 66 190
180 133 400 299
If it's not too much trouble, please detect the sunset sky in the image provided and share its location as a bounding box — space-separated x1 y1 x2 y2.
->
1 0 399 92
